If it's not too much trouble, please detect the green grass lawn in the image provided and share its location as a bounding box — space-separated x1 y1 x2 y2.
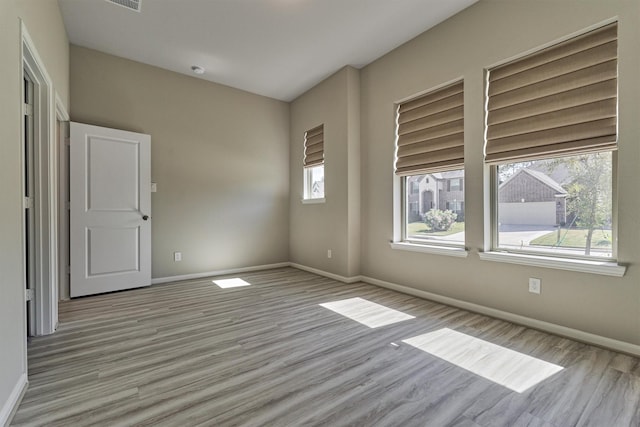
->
407 221 465 236
530 229 612 249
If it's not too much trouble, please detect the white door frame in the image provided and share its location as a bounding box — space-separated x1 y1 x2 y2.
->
21 21 58 336
56 96 70 304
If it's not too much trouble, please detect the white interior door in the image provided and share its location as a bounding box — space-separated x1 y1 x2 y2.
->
70 122 151 297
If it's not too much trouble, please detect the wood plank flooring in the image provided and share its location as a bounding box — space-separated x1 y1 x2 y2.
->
12 267 640 426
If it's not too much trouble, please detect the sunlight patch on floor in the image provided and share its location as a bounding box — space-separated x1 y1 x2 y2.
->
319 297 415 328
213 278 251 288
402 328 564 393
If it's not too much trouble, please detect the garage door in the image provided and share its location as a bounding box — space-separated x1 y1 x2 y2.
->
499 201 556 226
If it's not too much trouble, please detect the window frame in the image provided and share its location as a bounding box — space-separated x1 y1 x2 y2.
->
479 21 626 275
392 171 467 257
400 173 466 249
488 152 618 262
303 164 325 202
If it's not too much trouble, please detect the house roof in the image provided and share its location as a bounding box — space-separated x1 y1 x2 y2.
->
499 169 567 195
529 162 571 185
406 175 425 185
405 170 463 182
440 170 464 179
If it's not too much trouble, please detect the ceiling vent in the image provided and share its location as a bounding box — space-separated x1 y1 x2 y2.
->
105 0 141 12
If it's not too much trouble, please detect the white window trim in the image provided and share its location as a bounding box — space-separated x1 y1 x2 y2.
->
392 174 468 258
303 165 324 201
390 241 468 258
302 197 325 205
478 251 626 277
482 158 624 276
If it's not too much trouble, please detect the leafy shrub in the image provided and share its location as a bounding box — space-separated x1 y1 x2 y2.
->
424 209 457 231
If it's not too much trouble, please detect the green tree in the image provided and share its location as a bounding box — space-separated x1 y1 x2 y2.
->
556 153 612 255
498 160 533 183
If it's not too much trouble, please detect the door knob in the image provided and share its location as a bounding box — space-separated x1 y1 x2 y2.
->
142 215 149 221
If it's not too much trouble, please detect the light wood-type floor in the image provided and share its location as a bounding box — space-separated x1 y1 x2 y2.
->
12 268 640 426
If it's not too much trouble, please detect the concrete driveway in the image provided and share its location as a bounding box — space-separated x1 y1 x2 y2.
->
497 224 557 246
426 224 555 245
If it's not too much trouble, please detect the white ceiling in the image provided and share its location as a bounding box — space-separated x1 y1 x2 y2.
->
58 0 477 101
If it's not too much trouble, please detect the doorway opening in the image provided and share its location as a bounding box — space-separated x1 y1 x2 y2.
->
23 72 36 337
21 22 58 336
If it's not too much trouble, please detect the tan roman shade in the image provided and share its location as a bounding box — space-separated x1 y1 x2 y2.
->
485 22 618 164
395 81 464 176
304 124 324 168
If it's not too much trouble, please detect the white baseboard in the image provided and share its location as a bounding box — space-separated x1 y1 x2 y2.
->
360 275 640 357
151 262 290 285
0 373 27 427
288 263 361 283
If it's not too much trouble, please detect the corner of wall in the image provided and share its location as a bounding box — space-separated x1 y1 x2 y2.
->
346 67 361 277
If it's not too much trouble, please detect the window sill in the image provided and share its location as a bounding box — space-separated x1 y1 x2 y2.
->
478 251 626 277
390 242 468 258
301 198 325 204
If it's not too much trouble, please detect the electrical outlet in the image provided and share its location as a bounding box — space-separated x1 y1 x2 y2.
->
174 251 182 262
528 277 541 294
327 249 332 259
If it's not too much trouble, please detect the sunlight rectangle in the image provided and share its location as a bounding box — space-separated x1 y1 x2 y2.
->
213 278 251 288
402 328 563 393
319 297 415 328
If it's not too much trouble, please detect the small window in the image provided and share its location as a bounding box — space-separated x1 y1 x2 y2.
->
303 124 324 200
495 153 613 259
448 178 463 192
410 181 419 195
304 165 325 199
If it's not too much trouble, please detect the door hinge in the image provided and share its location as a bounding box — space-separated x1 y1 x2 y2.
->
25 288 34 302
66 200 70 210
23 103 33 117
66 265 71 275
65 137 71 146
23 196 33 209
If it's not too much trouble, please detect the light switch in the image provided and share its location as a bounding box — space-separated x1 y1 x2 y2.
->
151 182 157 192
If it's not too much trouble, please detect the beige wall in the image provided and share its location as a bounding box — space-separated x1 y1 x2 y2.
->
70 46 290 281
289 67 360 278
0 0 68 420
359 0 640 344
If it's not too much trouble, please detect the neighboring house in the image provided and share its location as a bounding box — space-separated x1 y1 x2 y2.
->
407 171 465 222
498 169 567 226
439 170 465 221
409 168 566 226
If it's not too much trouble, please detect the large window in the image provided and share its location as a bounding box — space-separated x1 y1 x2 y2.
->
495 153 612 258
395 80 465 248
303 124 324 200
486 23 618 261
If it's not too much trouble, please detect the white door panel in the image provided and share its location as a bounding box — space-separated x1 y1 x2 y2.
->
87 227 139 275
87 136 140 211
70 122 151 297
